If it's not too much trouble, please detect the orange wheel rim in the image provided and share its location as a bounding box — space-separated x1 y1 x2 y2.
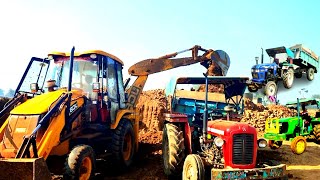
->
79 157 92 180
123 132 132 161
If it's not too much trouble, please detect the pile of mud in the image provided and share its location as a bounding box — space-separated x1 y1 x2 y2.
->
241 98 297 132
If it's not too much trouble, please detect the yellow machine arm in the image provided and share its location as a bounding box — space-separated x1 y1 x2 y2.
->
125 45 231 109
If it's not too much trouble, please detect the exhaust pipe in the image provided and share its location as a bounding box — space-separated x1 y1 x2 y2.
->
202 73 208 140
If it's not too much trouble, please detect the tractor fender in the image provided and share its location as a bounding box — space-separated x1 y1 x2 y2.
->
164 113 192 154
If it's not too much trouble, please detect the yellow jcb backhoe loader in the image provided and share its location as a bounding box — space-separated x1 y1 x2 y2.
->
0 45 230 179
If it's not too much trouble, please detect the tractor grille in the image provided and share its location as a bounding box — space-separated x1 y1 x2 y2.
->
232 134 254 164
252 73 258 79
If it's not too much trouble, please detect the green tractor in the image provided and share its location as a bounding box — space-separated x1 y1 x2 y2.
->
264 98 320 154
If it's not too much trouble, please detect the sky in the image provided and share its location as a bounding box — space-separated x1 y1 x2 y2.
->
0 0 319 104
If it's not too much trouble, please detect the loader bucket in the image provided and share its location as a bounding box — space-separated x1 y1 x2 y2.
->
0 158 51 180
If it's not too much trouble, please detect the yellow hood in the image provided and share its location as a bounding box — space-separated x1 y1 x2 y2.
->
11 90 66 115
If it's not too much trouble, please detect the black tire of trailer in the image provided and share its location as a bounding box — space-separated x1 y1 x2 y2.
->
307 68 315 81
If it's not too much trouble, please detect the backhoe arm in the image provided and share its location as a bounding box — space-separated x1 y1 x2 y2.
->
125 45 231 109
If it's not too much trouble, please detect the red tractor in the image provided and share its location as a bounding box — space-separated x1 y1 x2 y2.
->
162 75 287 179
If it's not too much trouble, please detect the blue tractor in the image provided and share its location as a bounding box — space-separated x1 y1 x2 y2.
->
247 44 319 96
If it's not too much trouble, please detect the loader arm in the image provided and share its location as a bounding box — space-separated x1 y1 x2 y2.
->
125 45 231 110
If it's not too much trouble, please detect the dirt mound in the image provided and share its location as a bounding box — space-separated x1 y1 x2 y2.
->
241 98 297 132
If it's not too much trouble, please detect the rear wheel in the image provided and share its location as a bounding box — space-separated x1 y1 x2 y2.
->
264 81 277 96
64 145 96 180
112 119 135 168
283 68 294 89
268 140 283 149
313 124 320 141
307 68 315 81
290 136 307 155
182 154 205 180
162 123 185 177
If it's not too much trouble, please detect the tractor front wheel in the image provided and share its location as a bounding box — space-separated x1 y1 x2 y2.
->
182 154 205 180
290 136 307 155
64 145 96 180
264 81 277 96
268 140 283 149
111 119 135 168
162 123 185 177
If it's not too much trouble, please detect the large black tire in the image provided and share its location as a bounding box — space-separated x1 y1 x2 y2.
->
64 145 96 180
313 124 320 141
111 119 135 168
290 136 307 155
283 68 294 89
248 85 258 92
307 68 315 81
182 154 205 180
162 123 185 177
295 72 302 78
264 81 277 96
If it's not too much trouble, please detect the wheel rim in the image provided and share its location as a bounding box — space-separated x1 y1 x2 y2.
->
80 157 92 180
123 132 132 161
309 69 314 79
267 84 276 96
296 140 306 154
185 162 196 180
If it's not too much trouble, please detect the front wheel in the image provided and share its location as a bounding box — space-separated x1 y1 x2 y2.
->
290 136 307 155
64 145 96 180
182 154 205 180
264 81 277 96
307 68 315 81
111 119 135 168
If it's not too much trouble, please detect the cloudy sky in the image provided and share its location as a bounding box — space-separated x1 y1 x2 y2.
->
0 0 319 103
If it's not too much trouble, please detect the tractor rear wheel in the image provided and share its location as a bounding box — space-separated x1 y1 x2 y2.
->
264 81 277 96
182 154 205 180
64 145 96 180
112 119 135 168
290 136 307 155
268 140 283 149
307 68 315 81
162 123 185 177
283 68 294 89
313 124 320 141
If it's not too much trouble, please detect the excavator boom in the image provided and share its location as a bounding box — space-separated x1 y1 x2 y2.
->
126 45 231 109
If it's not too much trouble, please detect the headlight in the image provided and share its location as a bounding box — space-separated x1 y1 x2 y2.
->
251 69 254 73
255 69 260 73
214 137 224 147
258 139 267 148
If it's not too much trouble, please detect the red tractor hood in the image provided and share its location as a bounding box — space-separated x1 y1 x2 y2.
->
207 120 257 136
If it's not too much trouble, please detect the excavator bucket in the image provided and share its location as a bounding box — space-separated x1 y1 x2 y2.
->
0 158 51 180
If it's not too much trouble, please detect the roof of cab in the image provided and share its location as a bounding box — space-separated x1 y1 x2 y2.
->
48 50 124 65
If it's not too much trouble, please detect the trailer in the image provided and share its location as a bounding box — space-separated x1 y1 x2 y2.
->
290 44 319 80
